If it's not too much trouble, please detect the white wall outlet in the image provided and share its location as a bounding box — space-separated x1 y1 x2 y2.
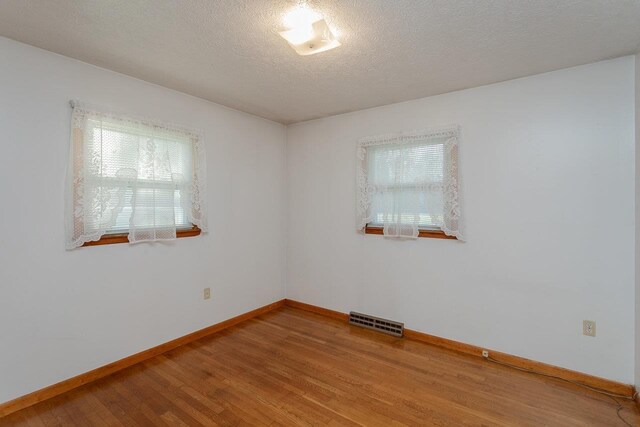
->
482 350 489 358
203 287 211 300
583 320 596 337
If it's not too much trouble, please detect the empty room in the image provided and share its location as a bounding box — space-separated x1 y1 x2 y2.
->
1 1 640 425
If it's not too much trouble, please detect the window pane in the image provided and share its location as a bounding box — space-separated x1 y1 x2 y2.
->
107 188 190 233
87 121 192 182
367 141 443 187
85 118 193 233
367 137 446 229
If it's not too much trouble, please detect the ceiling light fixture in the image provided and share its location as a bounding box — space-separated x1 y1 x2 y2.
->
279 5 340 56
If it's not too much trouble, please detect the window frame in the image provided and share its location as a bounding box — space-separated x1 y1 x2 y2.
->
82 225 201 247
364 224 456 240
79 131 198 245
66 101 208 250
356 126 462 240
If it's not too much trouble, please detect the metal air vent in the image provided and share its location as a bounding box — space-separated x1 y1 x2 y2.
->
349 312 404 337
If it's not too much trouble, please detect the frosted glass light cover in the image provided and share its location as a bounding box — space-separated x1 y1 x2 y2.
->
279 19 341 56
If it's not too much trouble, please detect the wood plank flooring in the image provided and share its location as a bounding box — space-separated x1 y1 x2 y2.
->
2 307 638 426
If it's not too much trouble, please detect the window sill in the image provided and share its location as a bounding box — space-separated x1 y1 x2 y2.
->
365 226 457 240
82 225 201 247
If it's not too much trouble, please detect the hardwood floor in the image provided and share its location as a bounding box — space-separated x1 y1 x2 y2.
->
2 307 638 426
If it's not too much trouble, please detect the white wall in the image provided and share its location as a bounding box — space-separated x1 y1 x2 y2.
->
635 53 640 390
0 37 287 403
287 57 636 383
0 37 635 404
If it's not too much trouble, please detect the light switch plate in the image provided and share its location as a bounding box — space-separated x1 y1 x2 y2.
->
203 287 211 300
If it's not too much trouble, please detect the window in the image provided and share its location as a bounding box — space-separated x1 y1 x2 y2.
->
356 127 463 240
65 101 207 249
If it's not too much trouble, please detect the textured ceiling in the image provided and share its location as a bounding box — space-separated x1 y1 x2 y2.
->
1 1 639 124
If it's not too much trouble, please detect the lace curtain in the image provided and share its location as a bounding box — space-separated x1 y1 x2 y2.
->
356 126 463 240
65 101 207 249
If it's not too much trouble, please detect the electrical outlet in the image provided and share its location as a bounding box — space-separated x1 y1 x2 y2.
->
482 350 489 358
203 287 211 300
583 320 596 337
